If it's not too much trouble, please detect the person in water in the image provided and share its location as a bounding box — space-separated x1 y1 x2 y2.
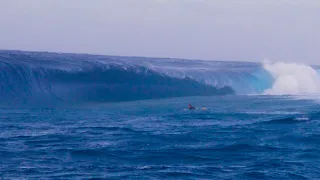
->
188 104 196 110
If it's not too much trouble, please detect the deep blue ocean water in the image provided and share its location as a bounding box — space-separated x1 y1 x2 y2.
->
1 95 320 179
1 50 320 179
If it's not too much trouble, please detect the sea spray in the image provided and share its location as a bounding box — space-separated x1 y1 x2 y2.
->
263 62 320 95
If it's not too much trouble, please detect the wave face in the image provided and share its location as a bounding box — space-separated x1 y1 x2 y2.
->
0 50 319 105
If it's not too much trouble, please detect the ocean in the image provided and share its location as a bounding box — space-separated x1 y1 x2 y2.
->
0 50 319 179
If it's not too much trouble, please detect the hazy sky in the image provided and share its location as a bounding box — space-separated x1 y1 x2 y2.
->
0 0 319 64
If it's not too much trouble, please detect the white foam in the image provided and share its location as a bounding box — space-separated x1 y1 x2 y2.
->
295 117 309 121
263 62 320 95
245 111 301 115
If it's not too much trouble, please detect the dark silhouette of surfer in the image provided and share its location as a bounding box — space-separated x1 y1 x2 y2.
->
188 104 196 110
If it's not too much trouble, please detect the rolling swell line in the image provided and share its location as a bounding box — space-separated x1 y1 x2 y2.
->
0 50 235 105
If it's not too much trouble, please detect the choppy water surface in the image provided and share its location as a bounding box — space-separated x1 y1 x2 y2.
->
1 95 319 179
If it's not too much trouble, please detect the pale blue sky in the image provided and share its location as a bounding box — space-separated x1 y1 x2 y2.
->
0 0 319 64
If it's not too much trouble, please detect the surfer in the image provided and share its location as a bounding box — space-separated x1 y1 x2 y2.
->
188 104 196 110
202 106 207 111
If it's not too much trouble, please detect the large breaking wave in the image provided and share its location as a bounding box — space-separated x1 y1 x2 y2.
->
0 50 319 106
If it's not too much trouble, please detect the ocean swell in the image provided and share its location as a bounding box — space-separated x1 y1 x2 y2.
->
1 50 320 106
0 51 234 105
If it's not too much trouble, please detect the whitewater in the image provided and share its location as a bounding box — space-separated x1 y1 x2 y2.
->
1 50 320 179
